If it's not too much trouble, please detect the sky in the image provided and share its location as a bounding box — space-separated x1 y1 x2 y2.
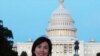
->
0 0 100 43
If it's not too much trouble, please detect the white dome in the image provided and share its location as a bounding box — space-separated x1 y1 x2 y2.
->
48 4 75 30
47 0 76 39
52 5 69 16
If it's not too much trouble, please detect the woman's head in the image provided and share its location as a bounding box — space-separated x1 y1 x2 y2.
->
32 36 52 56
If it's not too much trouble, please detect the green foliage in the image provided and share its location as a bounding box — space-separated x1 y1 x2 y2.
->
0 20 18 56
20 51 28 56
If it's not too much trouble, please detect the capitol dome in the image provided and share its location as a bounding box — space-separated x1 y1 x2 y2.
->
47 0 76 40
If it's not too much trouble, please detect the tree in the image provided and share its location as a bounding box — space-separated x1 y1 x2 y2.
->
97 52 100 56
20 51 28 56
0 20 18 56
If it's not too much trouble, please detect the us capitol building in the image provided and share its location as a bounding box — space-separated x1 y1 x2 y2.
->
15 0 100 56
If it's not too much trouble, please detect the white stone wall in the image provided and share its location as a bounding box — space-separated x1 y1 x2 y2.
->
16 40 100 56
84 42 100 56
51 39 75 56
16 42 33 56
78 41 85 56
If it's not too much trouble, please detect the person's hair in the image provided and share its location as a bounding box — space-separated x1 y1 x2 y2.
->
97 52 100 56
31 36 52 56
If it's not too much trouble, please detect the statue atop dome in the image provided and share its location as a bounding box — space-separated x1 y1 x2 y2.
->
59 0 64 7
59 0 64 4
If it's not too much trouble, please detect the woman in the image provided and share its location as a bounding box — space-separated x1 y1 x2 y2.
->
31 36 52 56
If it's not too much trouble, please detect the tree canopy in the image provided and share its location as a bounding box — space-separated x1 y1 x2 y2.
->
0 20 18 56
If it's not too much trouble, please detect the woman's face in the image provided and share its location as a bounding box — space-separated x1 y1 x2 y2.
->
34 41 49 56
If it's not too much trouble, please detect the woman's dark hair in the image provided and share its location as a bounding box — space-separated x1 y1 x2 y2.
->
31 36 52 56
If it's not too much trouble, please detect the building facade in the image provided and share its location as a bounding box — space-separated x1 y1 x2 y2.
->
16 0 100 56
